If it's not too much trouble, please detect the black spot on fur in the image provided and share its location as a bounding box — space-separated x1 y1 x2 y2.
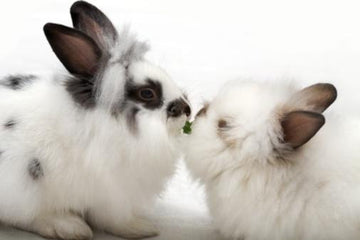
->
217 119 234 145
4 119 16 129
66 76 96 109
126 79 163 110
1 75 36 90
127 107 139 133
28 158 44 180
218 119 228 128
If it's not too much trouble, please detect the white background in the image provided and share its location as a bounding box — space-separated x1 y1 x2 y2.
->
0 0 359 239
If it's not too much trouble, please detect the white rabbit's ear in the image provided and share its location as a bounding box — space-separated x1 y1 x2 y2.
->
281 111 325 149
70 1 118 50
289 83 337 113
44 23 102 78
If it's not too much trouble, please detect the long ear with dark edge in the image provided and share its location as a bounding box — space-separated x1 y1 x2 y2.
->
289 83 337 113
44 23 102 78
281 111 325 149
70 1 118 50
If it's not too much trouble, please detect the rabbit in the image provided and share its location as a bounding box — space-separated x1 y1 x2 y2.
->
184 79 360 240
0 1 191 240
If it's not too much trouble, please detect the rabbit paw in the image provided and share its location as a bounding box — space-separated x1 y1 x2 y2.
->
107 216 159 239
29 213 93 240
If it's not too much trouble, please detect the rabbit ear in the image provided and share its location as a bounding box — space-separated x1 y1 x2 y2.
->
281 111 325 149
44 23 102 78
289 83 337 112
70 1 118 50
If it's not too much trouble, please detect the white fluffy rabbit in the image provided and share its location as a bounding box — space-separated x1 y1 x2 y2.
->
185 80 360 240
0 1 191 239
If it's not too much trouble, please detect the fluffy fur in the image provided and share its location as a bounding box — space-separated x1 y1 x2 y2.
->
0 1 190 239
185 80 360 240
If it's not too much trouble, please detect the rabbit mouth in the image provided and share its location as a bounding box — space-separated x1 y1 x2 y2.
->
167 114 189 135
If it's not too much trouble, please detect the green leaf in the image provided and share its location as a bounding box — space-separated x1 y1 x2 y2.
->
183 121 192 134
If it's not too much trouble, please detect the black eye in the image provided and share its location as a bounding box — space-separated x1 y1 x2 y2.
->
138 88 156 101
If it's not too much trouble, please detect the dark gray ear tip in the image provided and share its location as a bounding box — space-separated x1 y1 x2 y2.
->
70 1 93 12
311 111 326 127
325 83 337 102
307 111 326 130
319 83 338 110
43 23 77 38
43 23 62 38
70 1 88 23
70 1 113 32
317 83 337 99
43 22 55 32
44 23 68 31
70 1 100 16
299 111 326 147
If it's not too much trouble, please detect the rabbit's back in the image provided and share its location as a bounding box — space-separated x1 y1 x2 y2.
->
0 74 121 220
0 74 82 223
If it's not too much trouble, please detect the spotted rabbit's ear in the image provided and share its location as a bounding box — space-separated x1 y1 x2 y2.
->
288 83 337 113
281 110 325 149
70 1 118 51
44 23 102 78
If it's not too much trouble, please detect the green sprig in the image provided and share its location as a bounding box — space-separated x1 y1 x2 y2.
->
183 121 192 134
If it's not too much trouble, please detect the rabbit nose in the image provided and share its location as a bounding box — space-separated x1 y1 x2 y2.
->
167 99 191 118
184 105 191 117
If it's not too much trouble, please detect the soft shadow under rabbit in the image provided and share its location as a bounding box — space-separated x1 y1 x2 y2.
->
0 1 191 239
185 80 360 240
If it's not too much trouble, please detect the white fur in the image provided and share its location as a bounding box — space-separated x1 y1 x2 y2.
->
0 1 192 237
185 80 360 240
0 48 188 240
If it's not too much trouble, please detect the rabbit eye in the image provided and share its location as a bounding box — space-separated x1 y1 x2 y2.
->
126 79 163 109
138 88 156 101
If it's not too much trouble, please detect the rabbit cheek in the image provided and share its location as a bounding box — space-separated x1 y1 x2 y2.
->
28 159 44 180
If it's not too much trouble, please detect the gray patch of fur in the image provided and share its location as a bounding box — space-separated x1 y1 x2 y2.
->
28 158 44 180
0 75 36 90
65 76 97 109
126 107 139 134
111 27 149 66
4 119 16 129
